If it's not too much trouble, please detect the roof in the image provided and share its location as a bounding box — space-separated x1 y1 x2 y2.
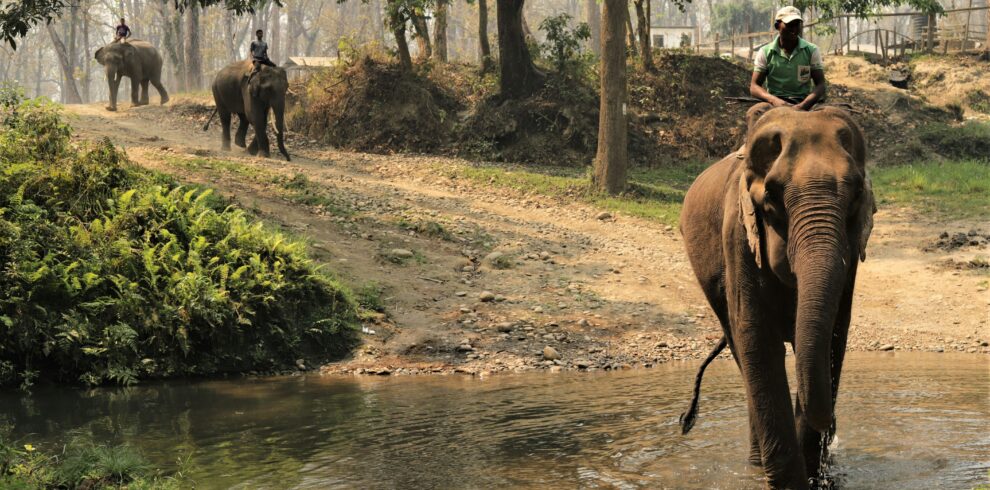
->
283 56 338 68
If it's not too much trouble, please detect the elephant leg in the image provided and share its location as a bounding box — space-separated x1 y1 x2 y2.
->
235 114 249 148
252 103 271 158
219 110 232 151
140 80 150 105
131 79 140 105
152 79 169 104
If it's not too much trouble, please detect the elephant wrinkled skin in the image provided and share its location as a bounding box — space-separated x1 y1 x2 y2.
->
679 105 876 489
94 40 169 111
210 60 290 161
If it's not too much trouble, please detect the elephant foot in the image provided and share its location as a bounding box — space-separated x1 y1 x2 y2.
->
160 95 170 105
105 106 117 112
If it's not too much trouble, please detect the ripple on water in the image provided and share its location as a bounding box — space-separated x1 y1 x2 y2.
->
0 353 986 489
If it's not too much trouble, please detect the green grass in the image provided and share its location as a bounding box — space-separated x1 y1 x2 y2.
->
450 162 707 226
871 160 990 219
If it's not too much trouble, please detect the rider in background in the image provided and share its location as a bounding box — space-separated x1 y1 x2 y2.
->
750 6 826 111
114 18 131 43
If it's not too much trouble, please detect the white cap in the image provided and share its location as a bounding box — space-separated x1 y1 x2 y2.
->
775 6 803 25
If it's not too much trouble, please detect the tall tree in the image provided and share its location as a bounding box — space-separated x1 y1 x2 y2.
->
271 2 281 64
434 0 448 61
184 1 201 90
984 7 989 61
497 0 544 97
634 0 651 68
625 1 637 56
410 7 431 59
387 0 413 69
478 0 493 71
584 0 601 55
592 0 628 195
46 22 81 103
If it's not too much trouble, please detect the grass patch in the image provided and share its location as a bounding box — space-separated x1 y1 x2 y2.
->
397 217 453 241
871 160 990 219
354 281 387 313
449 161 707 226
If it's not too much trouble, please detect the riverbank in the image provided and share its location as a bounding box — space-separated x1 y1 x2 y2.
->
55 96 990 380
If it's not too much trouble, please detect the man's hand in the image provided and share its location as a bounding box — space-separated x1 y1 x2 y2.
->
770 97 792 108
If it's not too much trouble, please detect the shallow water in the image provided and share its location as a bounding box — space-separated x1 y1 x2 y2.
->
2 353 988 489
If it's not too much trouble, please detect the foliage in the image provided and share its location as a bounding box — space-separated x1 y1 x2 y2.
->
792 0 943 22
0 100 361 389
0 428 182 489
537 14 593 76
917 121 990 161
712 0 775 36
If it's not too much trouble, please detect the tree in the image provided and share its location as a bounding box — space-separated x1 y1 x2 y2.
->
983 7 989 61
634 0 651 69
387 0 414 69
184 1 201 91
46 21 81 103
625 1 637 57
592 0 627 195
497 0 544 97
478 0 493 71
434 0 449 61
584 0 601 56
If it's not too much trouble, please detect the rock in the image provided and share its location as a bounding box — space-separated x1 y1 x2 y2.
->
543 346 561 360
484 251 504 265
549 366 563 373
596 212 612 220
575 359 591 369
577 318 590 327
455 291 468 297
879 344 895 351
496 322 514 333
657 341 669 348
390 248 414 259
479 291 496 302
457 344 474 352
295 359 306 370
533 306 544 313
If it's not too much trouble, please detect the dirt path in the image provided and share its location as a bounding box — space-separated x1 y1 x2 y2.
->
62 100 989 376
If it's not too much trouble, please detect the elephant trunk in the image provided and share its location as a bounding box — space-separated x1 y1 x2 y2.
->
790 193 848 434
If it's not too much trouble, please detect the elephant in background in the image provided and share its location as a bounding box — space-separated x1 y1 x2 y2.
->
679 104 876 489
209 60 290 161
94 40 169 111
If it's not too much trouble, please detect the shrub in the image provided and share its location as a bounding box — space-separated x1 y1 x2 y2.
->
538 13 593 77
0 101 361 388
917 121 990 161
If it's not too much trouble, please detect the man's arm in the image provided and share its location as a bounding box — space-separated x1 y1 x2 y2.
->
794 69 825 111
750 71 791 107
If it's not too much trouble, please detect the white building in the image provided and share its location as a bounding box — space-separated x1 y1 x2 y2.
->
650 25 697 49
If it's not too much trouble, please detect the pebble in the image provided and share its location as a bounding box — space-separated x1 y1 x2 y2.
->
455 291 467 297
496 322 514 333
596 212 612 220
879 344 895 351
575 359 591 369
543 346 561 360
390 248 414 259
479 291 496 302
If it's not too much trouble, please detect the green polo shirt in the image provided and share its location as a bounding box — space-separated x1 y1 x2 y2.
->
753 36 824 98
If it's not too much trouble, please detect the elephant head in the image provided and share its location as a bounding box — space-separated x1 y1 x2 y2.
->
95 43 137 111
739 106 875 432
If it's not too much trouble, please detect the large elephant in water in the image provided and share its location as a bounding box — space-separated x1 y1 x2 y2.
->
209 60 290 161
678 104 876 489
94 40 169 111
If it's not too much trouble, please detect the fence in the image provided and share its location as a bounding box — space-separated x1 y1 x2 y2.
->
686 5 989 64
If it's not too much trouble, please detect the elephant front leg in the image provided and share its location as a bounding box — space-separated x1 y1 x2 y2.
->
130 79 140 106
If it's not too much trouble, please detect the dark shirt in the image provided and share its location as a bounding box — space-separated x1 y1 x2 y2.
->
116 24 130 38
249 40 269 61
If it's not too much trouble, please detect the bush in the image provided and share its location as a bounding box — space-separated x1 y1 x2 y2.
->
538 14 593 77
0 100 361 388
917 121 990 161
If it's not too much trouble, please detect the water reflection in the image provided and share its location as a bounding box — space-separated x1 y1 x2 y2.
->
2 353 987 489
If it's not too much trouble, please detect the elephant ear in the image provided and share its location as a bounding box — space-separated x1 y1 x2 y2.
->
95 47 105 64
738 172 763 269
856 172 877 262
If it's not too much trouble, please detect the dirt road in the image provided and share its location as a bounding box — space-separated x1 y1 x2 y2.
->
62 100 989 376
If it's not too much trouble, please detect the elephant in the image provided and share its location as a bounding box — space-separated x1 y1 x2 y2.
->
678 104 876 489
208 60 290 161
94 40 169 111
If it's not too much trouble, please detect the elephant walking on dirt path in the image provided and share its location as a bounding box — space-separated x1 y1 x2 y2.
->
678 104 876 489
207 60 290 161
94 40 169 111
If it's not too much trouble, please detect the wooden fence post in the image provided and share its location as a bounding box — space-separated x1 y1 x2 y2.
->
731 34 735 60
715 32 720 57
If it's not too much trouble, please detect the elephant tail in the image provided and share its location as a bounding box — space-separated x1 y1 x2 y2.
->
679 336 728 435
203 107 218 131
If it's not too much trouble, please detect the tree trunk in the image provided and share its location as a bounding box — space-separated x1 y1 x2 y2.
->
225 10 238 61
285 5 297 59
626 2 638 56
479 0 493 71
82 2 91 102
497 0 544 97
434 0 449 62
47 23 82 104
388 1 413 70
271 2 282 64
184 2 201 91
593 0 628 195
585 0 601 56
984 8 990 60
411 10 432 59
635 0 652 69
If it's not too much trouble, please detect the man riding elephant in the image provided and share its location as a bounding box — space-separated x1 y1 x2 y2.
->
750 6 827 111
95 39 169 111
207 59 290 161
